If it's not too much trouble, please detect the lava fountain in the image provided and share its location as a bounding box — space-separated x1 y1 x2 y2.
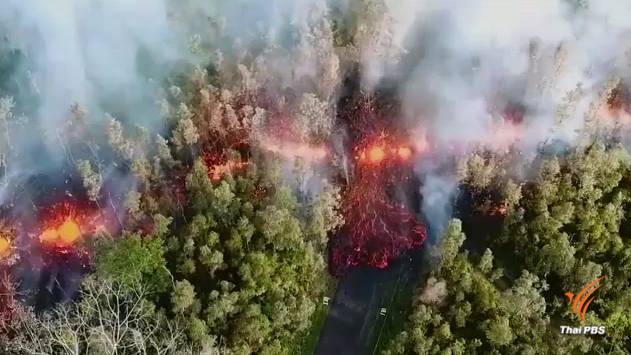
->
35 199 113 259
40 219 82 248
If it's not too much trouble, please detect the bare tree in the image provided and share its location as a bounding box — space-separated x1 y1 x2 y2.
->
6 277 187 355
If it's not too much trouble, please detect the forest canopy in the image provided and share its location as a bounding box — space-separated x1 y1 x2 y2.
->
384 143 631 354
0 0 631 354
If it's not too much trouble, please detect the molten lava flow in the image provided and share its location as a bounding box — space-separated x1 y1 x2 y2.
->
366 146 385 163
332 132 427 272
40 220 80 247
59 220 81 244
203 138 329 182
259 138 328 162
0 222 18 266
40 229 58 244
357 136 416 165
202 151 250 182
40 218 82 248
397 146 413 161
37 200 112 254
0 237 10 258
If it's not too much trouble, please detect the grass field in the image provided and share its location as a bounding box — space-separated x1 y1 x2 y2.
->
294 277 338 355
296 303 331 355
366 251 429 355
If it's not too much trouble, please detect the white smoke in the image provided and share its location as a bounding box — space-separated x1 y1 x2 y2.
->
362 0 631 145
0 0 185 152
2 0 630 238
193 0 631 235
417 161 458 241
353 0 631 234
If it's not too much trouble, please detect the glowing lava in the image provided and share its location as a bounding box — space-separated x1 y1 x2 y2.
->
209 160 249 182
0 237 10 258
332 132 427 272
203 138 328 183
59 219 81 244
36 200 113 253
40 218 82 247
396 146 412 161
367 146 386 163
202 151 250 182
260 138 328 162
357 138 416 165
40 229 58 244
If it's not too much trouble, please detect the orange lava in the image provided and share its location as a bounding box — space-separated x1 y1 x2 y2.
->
58 220 81 244
0 237 10 258
367 146 386 163
259 138 328 162
333 131 426 272
357 133 420 166
40 229 58 244
40 218 82 247
397 147 412 160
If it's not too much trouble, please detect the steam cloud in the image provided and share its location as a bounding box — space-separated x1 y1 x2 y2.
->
0 0 186 179
361 0 631 235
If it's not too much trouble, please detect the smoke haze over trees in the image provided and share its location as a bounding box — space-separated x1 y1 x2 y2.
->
0 0 630 354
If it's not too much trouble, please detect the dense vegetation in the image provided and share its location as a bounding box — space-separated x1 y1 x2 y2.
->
1 1 630 354
384 143 631 354
0 3 344 352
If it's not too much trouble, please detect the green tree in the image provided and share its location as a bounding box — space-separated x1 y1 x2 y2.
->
162 158 333 354
485 316 513 346
95 233 171 294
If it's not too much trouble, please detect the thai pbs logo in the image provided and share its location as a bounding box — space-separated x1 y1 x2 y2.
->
560 276 606 335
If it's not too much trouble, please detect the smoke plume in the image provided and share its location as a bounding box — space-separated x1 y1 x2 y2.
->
360 0 631 235
3 0 631 245
0 0 190 179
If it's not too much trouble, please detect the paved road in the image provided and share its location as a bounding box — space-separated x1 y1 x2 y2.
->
315 266 387 355
315 251 424 355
